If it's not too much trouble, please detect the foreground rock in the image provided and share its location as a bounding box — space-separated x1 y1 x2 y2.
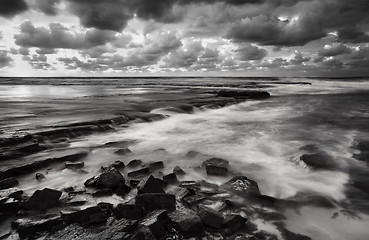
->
61 206 107 227
300 152 338 170
220 176 261 197
0 177 19 190
12 215 63 238
136 193 176 212
21 188 62 211
85 167 125 189
168 205 205 238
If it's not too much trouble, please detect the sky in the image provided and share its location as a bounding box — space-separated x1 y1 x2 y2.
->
0 0 368 77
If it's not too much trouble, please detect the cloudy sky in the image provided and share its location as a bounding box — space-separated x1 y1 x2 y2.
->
0 0 368 77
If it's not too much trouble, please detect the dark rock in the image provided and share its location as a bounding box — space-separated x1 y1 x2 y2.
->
84 176 98 188
224 215 247 233
0 198 20 214
168 187 194 201
163 173 178 186
220 176 261 197
92 189 114 197
101 161 125 171
65 161 84 168
11 215 63 238
115 148 132 155
300 153 338 170
96 167 125 189
127 159 143 168
183 194 206 206
168 205 205 239
186 151 200 158
173 166 186 175
66 195 87 206
129 179 141 187
35 173 45 180
197 205 224 229
137 175 165 194
202 158 229 176
300 144 320 153
0 178 19 190
128 167 150 178
113 204 146 220
355 140 369 152
253 230 279 240
98 202 113 218
229 233 249 240
115 184 132 197
148 161 164 171
21 188 62 211
139 210 171 239
136 193 176 212
61 206 107 227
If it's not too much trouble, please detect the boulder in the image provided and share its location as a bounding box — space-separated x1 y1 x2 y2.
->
202 158 229 176
197 205 224 229
220 176 261 197
0 198 20 214
137 175 165 194
127 159 143 168
163 173 178 186
11 215 63 238
114 148 132 155
300 153 338 170
115 184 132 197
139 210 171 239
21 188 62 211
0 177 19 190
96 167 125 189
65 161 84 168
128 168 150 178
224 215 247 233
101 161 125 171
113 204 146 220
168 205 205 239
136 193 176 212
173 166 186 175
61 206 107 227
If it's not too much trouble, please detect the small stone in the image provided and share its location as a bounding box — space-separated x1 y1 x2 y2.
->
137 175 165 194
101 161 125 171
168 187 194 201
197 205 224 229
173 166 186 175
98 202 113 218
129 179 141 187
127 159 143 168
84 176 98 188
220 176 261 197
35 173 45 180
127 167 150 178
113 204 146 220
65 161 84 168
179 181 200 189
21 188 62 211
186 151 200 158
114 148 132 155
0 177 19 190
183 194 206 206
136 193 176 212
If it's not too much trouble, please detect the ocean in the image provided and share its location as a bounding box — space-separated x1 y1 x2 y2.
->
1 77 369 239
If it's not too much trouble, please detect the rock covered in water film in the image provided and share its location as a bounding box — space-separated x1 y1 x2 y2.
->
220 176 260 197
65 161 84 168
114 148 132 155
12 214 63 238
84 167 125 189
197 205 224 229
173 166 186 175
202 158 229 176
300 152 338 170
127 159 143 168
0 177 19 190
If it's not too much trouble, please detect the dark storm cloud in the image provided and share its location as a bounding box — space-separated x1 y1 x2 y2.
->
321 58 343 69
14 21 117 49
236 43 267 60
0 50 13 68
290 52 310 65
226 15 325 46
350 46 369 60
34 0 61 16
0 0 28 18
163 41 202 68
337 28 369 44
318 43 352 57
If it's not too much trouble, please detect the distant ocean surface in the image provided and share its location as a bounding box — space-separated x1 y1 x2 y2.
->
1 77 369 239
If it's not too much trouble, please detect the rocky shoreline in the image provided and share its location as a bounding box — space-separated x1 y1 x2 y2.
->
0 89 317 240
